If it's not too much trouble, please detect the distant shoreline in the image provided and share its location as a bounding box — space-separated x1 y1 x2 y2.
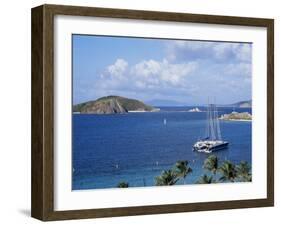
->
73 107 253 115
219 119 252 122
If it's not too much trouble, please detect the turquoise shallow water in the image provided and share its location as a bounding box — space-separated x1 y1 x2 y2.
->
72 107 252 190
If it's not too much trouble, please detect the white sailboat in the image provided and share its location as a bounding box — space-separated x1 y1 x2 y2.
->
193 103 228 153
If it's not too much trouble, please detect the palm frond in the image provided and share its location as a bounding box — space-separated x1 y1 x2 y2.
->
196 174 213 184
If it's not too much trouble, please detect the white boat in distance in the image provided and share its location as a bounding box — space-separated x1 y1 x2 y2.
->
193 103 228 153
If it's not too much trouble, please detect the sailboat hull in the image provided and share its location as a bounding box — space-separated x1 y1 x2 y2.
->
209 141 228 151
193 140 228 153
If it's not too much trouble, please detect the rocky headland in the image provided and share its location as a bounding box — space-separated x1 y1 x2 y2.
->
73 96 158 114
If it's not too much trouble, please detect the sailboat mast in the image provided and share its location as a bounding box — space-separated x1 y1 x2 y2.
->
205 98 222 141
205 98 210 139
214 104 222 140
209 104 216 140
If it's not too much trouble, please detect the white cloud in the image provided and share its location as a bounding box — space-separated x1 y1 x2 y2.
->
106 58 128 79
131 59 197 86
133 60 161 78
174 40 213 51
166 40 252 63
224 63 252 77
213 43 236 59
99 58 198 93
236 44 252 62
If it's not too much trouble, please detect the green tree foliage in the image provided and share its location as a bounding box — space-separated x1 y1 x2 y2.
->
196 174 214 184
155 170 180 186
219 160 237 182
117 181 129 188
174 160 192 184
236 161 252 182
203 155 219 175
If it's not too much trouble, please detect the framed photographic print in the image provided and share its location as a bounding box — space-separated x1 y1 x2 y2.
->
31 4 274 221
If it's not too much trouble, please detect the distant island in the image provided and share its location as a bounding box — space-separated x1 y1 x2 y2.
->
145 99 252 108
146 99 187 107
73 96 159 114
222 100 252 108
188 107 202 112
220 112 252 121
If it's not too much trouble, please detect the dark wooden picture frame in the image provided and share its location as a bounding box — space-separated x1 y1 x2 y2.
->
31 4 274 221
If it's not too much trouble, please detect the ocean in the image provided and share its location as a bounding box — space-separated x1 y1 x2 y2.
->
72 107 252 190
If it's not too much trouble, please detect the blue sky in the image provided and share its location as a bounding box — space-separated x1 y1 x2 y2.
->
73 35 252 106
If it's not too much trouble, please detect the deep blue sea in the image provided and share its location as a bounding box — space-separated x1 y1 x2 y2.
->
72 107 252 190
